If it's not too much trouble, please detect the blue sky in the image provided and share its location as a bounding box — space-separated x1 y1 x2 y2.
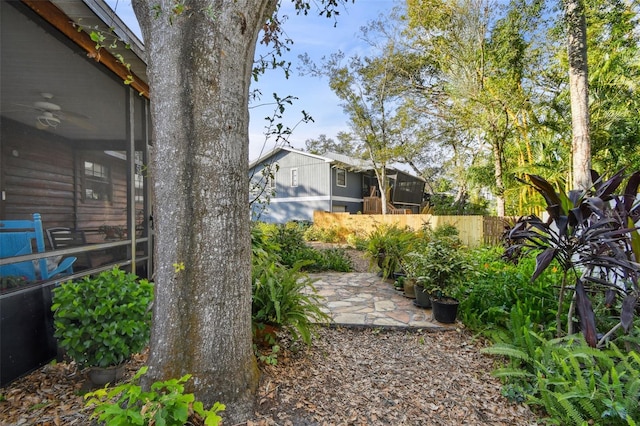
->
105 0 397 160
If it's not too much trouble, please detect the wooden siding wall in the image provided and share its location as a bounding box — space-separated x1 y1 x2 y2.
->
313 211 508 247
1 121 75 225
331 167 362 199
1 120 131 242
75 151 129 243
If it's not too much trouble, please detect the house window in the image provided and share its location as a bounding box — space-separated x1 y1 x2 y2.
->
268 172 276 190
336 168 346 187
84 160 112 201
291 168 298 187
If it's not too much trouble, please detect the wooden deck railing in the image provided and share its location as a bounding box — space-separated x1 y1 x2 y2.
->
363 196 409 215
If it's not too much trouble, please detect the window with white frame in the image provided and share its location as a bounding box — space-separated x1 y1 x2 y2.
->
291 168 298 187
336 168 346 187
83 159 112 202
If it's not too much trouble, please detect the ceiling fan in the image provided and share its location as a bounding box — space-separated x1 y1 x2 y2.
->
17 92 94 130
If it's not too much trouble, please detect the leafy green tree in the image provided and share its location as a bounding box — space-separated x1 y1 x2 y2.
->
584 0 640 173
404 0 546 215
303 29 421 213
304 133 356 155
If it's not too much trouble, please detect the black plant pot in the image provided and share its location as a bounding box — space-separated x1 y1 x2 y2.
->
391 271 406 281
414 284 432 308
431 297 459 323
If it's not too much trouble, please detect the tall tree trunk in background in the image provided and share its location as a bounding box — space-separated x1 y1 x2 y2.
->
492 138 506 216
565 0 591 190
132 0 272 422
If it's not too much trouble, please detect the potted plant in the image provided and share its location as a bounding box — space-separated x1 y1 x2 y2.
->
402 252 431 306
507 170 640 347
364 224 416 279
252 258 330 346
404 236 471 322
98 224 126 240
51 267 153 386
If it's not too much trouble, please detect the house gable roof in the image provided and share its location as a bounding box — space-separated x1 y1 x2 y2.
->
249 146 333 169
249 146 376 170
249 146 425 181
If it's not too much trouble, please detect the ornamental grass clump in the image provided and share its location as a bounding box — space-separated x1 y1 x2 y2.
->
52 267 153 368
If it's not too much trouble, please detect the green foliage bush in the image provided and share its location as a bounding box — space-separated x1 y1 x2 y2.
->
365 224 418 278
52 267 153 368
402 235 471 298
85 366 225 426
252 222 352 272
462 251 640 425
453 247 561 339
426 193 489 215
303 224 350 243
251 259 330 345
304 248 353 272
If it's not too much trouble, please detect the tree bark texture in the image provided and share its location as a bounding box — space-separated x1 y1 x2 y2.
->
492 139 506 217
565 0 591 191
132 0 271 421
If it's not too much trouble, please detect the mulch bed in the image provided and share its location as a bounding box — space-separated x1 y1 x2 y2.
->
1 327 538 425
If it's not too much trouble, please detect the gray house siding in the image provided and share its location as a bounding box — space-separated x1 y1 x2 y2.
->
330 167 363 214
250 149 333 223
272 151 329 199
258 199 330 223
250 148 425 222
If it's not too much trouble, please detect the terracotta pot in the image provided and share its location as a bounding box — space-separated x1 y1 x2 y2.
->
88 364 125 387
403 278 416 299
254 323 280 348
431 297 459 323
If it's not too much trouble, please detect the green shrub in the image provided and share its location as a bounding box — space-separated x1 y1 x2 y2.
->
85 366 225 426
251 222 280 264
453 247 560 338
431 223 460 239
403 235 471 299
52 267 153 368
303 224 346 243
312 248 353 272
252 259 330 344
345 233 368 250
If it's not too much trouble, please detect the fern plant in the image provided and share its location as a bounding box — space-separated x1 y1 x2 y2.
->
483 332 640 425
251 259 330 344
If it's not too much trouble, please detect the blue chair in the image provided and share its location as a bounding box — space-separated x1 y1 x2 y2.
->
0 213 76 281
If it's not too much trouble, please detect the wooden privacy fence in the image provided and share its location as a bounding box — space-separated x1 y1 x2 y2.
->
313 211 511 247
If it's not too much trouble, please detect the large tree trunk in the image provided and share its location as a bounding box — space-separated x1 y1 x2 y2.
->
132 0 271 422
565 0 591 190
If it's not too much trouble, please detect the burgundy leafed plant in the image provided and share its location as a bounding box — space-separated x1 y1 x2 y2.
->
507 169 640 347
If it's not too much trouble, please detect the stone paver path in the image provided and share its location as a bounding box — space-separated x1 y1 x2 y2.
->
309 272 454 330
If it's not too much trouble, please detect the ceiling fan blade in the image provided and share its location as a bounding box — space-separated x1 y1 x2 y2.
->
57 111 96 131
